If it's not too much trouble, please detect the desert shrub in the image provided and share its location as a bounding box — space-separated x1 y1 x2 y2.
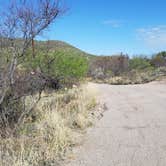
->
23 50 88 86
129 56 152 71
0 69 47 138
151 51 166 67
0 84 98 166
89 54 129 79
105 66 166 85
6 69 53 96
0 90 24 137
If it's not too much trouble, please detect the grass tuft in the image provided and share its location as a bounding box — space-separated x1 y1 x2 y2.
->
0 83 98 166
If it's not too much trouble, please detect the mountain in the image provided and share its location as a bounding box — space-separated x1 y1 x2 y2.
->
36 40 92 57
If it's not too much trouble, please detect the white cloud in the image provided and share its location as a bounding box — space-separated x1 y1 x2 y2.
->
137 25 166 49
102 19 123 28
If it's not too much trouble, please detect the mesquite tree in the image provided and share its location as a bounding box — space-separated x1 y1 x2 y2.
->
0 0 65 137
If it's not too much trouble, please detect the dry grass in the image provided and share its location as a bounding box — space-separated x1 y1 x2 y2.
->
0 83 98 166
96 67 166 85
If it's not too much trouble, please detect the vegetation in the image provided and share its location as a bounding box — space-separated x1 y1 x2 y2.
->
23 49 88 87
0 0 66 138
36 40 89 57
151 51 166 67
88 54 129 79
0 1 97 165
88 53 166 85
129 56 152 71
0 37 97 165
0 1 166 165
0 85 98 166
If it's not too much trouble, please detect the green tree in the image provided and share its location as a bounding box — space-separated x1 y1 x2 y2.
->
151 51 166 67
129 56 152 70
24 50 88 85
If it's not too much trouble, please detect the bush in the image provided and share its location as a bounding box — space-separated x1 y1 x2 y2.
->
0 84 98 165
151 51 166 67
0 90 24 137
89 55 129 78
129 56 152 71
23 50 88 86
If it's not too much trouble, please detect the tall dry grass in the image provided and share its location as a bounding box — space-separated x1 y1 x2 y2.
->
0 83 98 166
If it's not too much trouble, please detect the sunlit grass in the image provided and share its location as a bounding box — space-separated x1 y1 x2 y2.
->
0 83 98 166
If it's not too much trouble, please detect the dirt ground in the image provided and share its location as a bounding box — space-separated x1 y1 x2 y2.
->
65 79 166 166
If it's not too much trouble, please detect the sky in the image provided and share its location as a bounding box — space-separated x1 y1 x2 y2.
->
1 0 166 56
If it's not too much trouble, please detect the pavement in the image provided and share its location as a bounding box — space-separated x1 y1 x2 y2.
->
65 80 166 166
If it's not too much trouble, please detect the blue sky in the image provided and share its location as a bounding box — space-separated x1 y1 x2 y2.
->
42 0 166 56
1 0 166 56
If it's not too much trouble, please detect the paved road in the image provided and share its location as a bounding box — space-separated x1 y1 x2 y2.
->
66 80 166 166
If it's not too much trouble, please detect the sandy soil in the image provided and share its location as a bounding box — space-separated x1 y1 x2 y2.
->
65 80 166 166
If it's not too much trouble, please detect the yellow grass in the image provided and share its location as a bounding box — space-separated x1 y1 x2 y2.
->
0 83 98 166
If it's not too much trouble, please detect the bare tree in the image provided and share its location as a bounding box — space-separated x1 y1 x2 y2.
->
89 55 129 79
0 0 66 136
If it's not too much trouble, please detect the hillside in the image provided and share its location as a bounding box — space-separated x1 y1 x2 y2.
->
0 38 93 57
36 40 92 57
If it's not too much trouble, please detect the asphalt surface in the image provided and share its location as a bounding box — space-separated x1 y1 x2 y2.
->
66 80 166 166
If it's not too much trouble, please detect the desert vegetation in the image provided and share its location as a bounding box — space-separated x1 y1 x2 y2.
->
0 1 166 166
0 84 98 166
0 1 98 165
88 52 166 84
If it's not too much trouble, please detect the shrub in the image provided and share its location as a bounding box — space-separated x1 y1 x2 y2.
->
151 51 166 67
0 90 24 137
23 50 88 86
129 56 152 71
89 55 129 78
0 84 98 165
